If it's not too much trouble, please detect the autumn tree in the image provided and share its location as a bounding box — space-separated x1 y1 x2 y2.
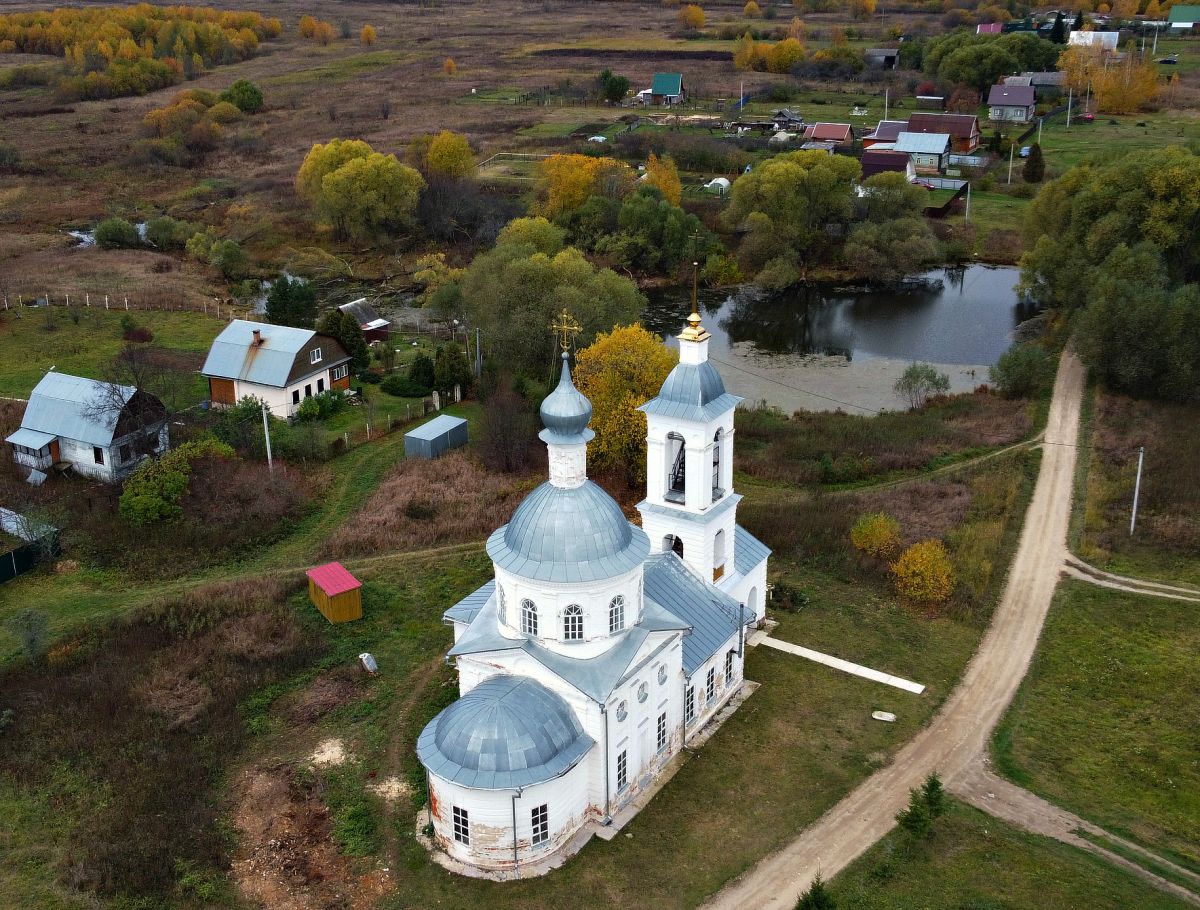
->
574 324 677 484
425 130 476 178
767 36 806 73
296 138 373 201
850 512 902 560
891 539 956 604
894 362 950 408
313 20 334 45
788 16 808 39
1093 52 1159 113
496 216 567 254
360 24 376 45
644 153 682 205
850 0 877 20
679 3 706 28
443 56 457 75
1022 142 1045 182
298 14 317 37
536 154 635 218
744 0 762 16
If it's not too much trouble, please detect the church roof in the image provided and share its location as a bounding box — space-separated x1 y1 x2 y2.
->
639 360 742 423
734 525 771 577
643 554 744 675
487 481 650 583
417 675 594 789
539 353 594 445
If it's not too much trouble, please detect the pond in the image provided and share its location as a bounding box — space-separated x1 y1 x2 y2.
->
643 265 1034 414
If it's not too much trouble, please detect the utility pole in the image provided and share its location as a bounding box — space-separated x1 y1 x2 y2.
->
1007 142 1014 184
261 400 274 474
1129 446 1144 535
884 87 889 121
1153 25 1159 54
965 181 971 224
1067 87 1073 127
1037 117 1042 145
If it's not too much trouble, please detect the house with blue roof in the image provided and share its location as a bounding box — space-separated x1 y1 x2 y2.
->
417 307 769 875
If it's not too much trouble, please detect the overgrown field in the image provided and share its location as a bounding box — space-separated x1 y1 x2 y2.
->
993 580 1200 873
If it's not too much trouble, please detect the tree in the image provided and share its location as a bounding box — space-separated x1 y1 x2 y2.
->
1022 142 1045 183
360 24 376 45
678 3 706 28
644 153 682 206
313 20 334 45
95 217 141 248
478 381 539 473
598 69 631 104
296 137 373 201
850 0 876 19
209 238 247 279
496 216 567 254
220 78 263 112
266 275 317 328
119 438 235 523
424 130 475 179
536 154 635 218
896 786 933 837
894 362 950 409
733 33 766 71
574 324 677 484
938 43 1019 93
796 874 836 910
301 146 425 241
317 309 370 372
947 84 981 113
922 772 946 818
410 353 436 390
744 0 762 16
767 36 806 73
601 186 711 274
298 14 317 37
443 57 457 75
891 539 956 604
860 172 927 222
5 608 50 664
850 512 902 560
434 343 474 391
1072 10 1084 29
844 219 938 284
1050 11 1066 43
990 344 1054 398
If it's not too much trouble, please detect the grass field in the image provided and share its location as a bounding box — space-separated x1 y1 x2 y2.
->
992 580 1200 873
829 799 1192 909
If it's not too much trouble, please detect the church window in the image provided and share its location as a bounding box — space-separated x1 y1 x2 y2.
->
609 595 626 634
685 686 696 724
664 534 684 558
666 433 686 503
712 430 723 501
532 804 549 845
617 750 628 791
521 599 538 636
637 682 648 704
725 650 735 683
452 806 469 845
497 586 507 623
656 712 668 752
616 700 628 722
658 664 668 686
713 529 726 583
706 667 716 702
563 604 583 641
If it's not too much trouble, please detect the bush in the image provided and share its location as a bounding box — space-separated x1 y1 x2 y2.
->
94 217 141 249
206 100 243 124
894 362 950 409
991 343 1054 398
220 78 264 113
143 216 194 251
381 373 430 397
850 512 902 560
5 608 50 664
0 143 18 168
891 539 956 604
119 438 235 523
295 391 346 422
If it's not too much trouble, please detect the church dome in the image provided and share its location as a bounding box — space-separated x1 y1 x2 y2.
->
539 352 594 445
417 675 594 788
487 481 650 582
640 360 743 422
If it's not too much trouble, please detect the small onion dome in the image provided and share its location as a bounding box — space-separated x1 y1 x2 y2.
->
539 352 594 445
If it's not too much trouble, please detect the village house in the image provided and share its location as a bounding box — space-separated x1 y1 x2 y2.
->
862 119 908 147
1168 5 1200 29
5 371 168 482
638 73 686 106
338 297 390 343
864 47 899 68
201 319 352 418
988 84 1037 123
417 311 769 875
802 122 853 144
905 112 981 153
771 108 805 131
1069 30 1120 49
894 131 950 175
860 148 916 181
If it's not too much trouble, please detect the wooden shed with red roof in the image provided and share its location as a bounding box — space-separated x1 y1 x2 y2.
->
307 562 363 623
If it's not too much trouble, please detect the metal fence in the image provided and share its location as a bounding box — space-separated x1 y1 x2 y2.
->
948 153 989 168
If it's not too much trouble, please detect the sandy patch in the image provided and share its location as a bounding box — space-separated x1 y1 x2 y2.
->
368 776 410 803
310 738 348 767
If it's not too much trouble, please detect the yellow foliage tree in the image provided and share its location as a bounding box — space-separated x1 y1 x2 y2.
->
788 16 808 39
679 3 706 27
744 0 762 16
850 512 902 560
536 154 635 217
891 540 956 605
314 153 425 241
574 324 678 484
296 138 373 201
1112 0 1138 15
1093 52 1159 112
360 24 376 45
644 153 683 205
850 0 877 19
425 130 476 178
313 20 334 45
767 36 806 73
1144 0 1163 17
733 32 768 71
413 252 465 305
443 56 457 75
298 14 317 38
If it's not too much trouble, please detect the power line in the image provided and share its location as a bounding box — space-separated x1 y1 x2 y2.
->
707 353 885 415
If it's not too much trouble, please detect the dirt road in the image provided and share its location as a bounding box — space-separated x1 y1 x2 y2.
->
703 349 1087 910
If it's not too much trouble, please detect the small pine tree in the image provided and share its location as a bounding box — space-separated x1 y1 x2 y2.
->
1023 143 1045 183
796 873 837 909
338 311 371 372
1050 11 1066 43
896 787 933 837
922 772 946 818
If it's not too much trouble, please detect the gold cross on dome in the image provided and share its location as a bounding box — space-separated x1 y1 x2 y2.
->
550 308 582 352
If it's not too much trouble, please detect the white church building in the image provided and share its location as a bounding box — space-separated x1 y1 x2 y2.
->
416 310 770 874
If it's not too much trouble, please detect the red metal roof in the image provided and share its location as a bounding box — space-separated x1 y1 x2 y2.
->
307 561 361 596
907 113 980 139
808 122 853 142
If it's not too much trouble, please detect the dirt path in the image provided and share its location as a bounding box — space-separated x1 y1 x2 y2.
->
1063 554 1200 602
703 349 1087 910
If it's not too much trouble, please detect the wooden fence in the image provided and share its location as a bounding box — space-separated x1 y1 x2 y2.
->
1 291 250 321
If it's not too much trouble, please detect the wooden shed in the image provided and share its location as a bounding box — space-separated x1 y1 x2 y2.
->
306 562 363 623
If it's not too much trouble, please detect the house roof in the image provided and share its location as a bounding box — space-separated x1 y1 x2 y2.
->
651 73 684 96
5 427 56 450
406 414 468 442
976 22 1003 33
865 47 899 57
861 148 913 177
895 131 950 154
307 561 361 596
9 371 136 447
988 84 1036 107
643 553 744 676
1003 75 1033 86
806 122 853 142
772 108 804 122
202 319 321 387
1169 4 1200 21
733 524 771 578
866 119 908 141
1022 70 1065 85
338 297 389 332
906 112 979 139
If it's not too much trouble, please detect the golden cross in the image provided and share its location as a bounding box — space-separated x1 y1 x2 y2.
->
550 308 582 353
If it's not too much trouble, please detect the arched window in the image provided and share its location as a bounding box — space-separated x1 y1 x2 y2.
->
666 432 686 502
712 429 723 501
609 594 626 634
713 529 726 582
663 534 684 558
563 604 584 641
497 585 507 623
521 599 538 636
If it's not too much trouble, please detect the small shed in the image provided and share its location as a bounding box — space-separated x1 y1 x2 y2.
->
404 414 469 460
307 561 363 623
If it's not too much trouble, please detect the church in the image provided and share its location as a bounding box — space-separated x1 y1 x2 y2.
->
416 308 770 874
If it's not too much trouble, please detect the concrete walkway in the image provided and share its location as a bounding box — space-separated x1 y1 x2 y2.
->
754 636 926 695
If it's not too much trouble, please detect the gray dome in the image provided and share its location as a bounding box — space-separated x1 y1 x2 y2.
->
539 353 594 445
640 360 743 423
487 480 650 582
417 675 594 789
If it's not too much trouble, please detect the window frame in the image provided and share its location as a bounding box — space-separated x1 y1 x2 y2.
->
656 711 668 752
616 749 628 791
725 650 735 684
332 364 349 381
452 805 470 845
92 445 104 465
563 604 584 641
685 685 695 725
608 594 625 634
706 667 716 702
310 347 323 365
531 804 549 846
521 599 538 636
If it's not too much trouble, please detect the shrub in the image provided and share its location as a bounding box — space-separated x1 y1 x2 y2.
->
990 343 1054 398
206 100 243 124
220 78 263 113
143 215 194 251
5 608 50 664
119 438 235 524
891 539 956 604
381 373 430 398
94 217 141 249
409 353 436 390
896 786 933 837
894 362 950 409
0 143 18 168
850 512 902 560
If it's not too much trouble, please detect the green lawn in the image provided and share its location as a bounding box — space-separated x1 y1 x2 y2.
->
1037 109 1200 174
830 799 1192 909
993 580 1200 873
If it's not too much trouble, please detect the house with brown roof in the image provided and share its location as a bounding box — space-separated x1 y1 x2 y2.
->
860 149 916 181
905 112 981 153
802 122 853 144
862 119 908 147
988 84 1036 123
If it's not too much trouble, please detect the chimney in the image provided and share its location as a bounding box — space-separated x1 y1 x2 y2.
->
252 329 262 346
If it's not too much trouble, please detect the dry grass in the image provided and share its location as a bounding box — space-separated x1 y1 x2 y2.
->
324 450 533 557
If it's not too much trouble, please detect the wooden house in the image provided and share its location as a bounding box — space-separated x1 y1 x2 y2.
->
339 298 390 343
987 84 1036 123
307 562 363 623
906 112 981 153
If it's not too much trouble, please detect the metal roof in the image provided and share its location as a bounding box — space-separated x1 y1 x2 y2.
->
861 149 912 178
895 131 950 154
444 580 494 625
486 482 650 583
202 319 316 387
866 120 908 141
5 427 55 450
406 414 468 442
988 84 1035 107
417 675 595 789
538 354 594 446
651 73 683 96
639 493 740 526
14 372 134 447
639 361 742 423
806 122 853 141
1169 4 1200 20
306 562 361 596
643 554 743 675
338 298 389 331
734 524 771 578
906 113 978 139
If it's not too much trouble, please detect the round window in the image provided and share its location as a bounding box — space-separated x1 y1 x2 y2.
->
657 665 668 685
616 701 628 722
637 682 649 704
